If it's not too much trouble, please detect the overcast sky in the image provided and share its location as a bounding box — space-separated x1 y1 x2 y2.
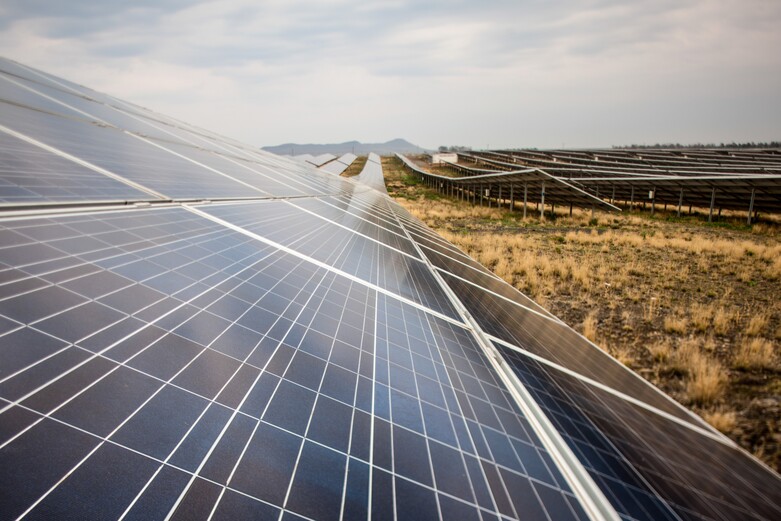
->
2 0 780 150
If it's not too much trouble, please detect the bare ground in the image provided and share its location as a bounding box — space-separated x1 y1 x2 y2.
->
382 156 781 471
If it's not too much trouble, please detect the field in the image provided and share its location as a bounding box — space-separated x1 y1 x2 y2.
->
380 155 781 471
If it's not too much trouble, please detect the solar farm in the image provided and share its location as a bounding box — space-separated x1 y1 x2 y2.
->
397 148 781 223
0 55 779 521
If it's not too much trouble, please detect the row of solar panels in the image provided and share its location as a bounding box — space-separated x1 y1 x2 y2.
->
482 149 781 175
419 150 781 214
0 59 360 208
0 56 779 520
319 153 358 176
399 154 620 212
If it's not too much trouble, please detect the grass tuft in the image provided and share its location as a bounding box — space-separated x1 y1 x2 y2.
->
744 313 769 337
582 311 598 342
733 337 776 370
663 315 688 334
704 409 737 433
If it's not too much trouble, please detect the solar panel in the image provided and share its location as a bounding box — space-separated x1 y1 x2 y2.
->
0 56 779 520
0 131 153 205
318 153 357 176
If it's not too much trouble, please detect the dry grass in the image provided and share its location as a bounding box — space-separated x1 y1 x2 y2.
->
564 228 780 262
745 313 769 337
713 307 737 335
733 337 777 370
704 409 737 433
642 298 659 323
647 339 672 363
690 303 714 332
686 355 728 406
766 257 781 280
608 344 635 366
664 315 689 335
582 311 598 341
655 337 727 405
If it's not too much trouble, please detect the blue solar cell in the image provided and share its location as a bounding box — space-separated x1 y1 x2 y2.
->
0 419 100 519
24 443 159 520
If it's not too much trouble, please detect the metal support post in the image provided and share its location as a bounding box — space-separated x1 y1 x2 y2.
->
651 187 656 215
677 189 683 217
540 181 546 219
523 183 528 219
510 184 514 211
708 188 716 223
747 189 755 225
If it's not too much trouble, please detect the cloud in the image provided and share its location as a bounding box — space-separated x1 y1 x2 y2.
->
1 0 779 148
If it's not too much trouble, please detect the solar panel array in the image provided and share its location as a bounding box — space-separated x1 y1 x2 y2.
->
319 153 358 176
0 56 779 520
452 150 781 215
397 154 619 213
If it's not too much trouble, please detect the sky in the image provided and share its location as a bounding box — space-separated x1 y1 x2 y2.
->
1 0 780 150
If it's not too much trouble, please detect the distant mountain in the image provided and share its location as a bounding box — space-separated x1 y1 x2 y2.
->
263 138 427 156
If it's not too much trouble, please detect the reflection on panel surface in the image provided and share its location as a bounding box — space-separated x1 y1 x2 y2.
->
439 270 707 426
201 201 460 320
496 344 781 521
0 130 154 204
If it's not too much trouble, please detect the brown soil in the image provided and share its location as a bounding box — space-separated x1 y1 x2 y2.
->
341 155 368 177
383 155 781 472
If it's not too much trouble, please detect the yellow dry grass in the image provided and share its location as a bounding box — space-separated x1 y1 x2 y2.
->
608 344 635 366
713 307 737 335
563 228 779 262
663 315 689 335
766 257 781 280
703 409 737 433
686 356 728 406
666 338 727 405
647 339 672 363
745 313 769 337
690 303 713 332
733 337 777 370
582 311 598 342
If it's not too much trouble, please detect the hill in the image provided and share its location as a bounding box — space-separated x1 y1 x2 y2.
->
263 138 426 156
